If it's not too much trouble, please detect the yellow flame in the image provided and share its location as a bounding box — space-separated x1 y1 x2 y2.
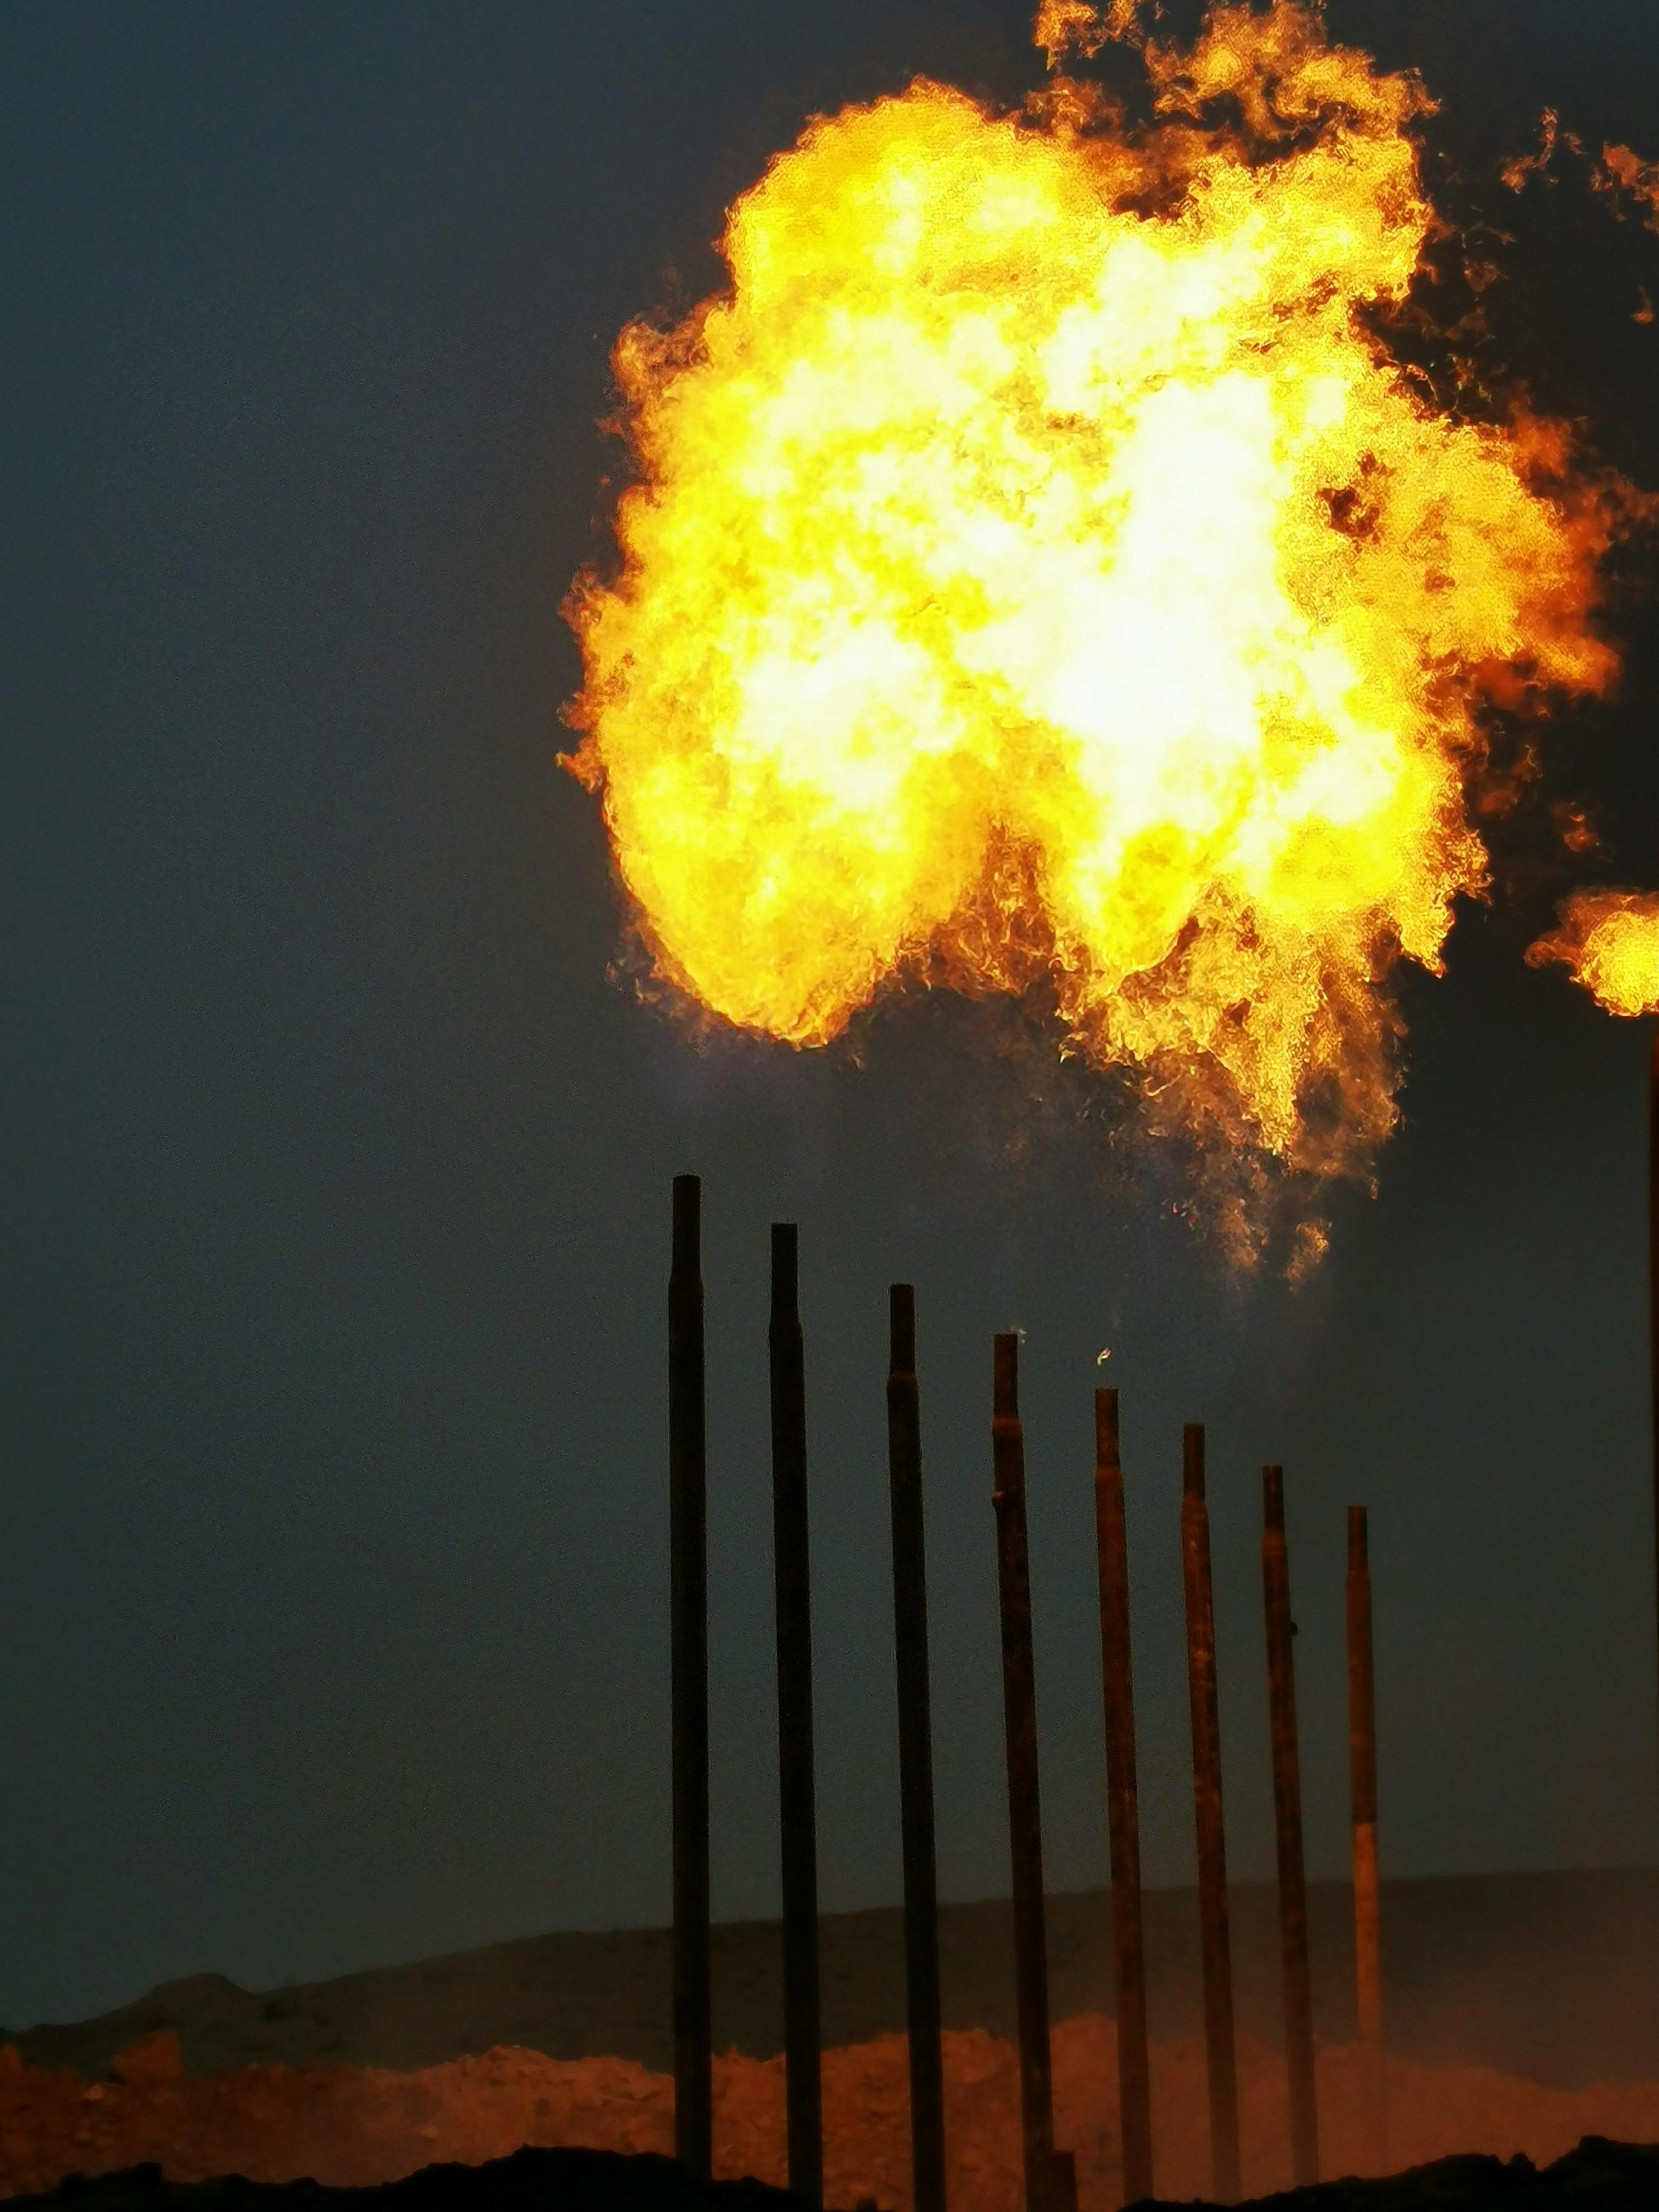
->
565 2 1620 1182
1035 0 1137 67
1529 890 1659 1017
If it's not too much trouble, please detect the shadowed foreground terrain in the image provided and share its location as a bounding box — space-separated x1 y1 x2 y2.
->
11 2152 797 2212
11 2140 1659 2212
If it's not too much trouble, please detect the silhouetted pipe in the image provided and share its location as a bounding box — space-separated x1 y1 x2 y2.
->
1347 1505 1384 2172
1181 1424 1241 2204
1262 1467 1319 2188
670 1175 711 2177
888 1285 947 2212
1049 2149 1078 2212
1091 1389 1153 2206
771 1224 822 2205
1651 1034 1659 1751
993 1335 1057 2212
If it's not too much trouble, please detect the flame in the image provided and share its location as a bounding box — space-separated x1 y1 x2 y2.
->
1500 109 1560 195
1499 108 1659 230
1035 0 1136 66
1597 142 1659 229
1503 119 1659 322
564 1 1622 1186
1529 890 1659 1017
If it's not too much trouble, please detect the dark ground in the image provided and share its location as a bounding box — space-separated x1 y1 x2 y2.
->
8 2152 800 2212
12 1870 1658 2094
13 2140 1659 2212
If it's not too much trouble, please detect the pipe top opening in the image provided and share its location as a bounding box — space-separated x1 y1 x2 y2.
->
672 1175 701 1272
889 1283 916 1374
993 1332 1020 1419
1094 1386 1119 1469
1348 1502 1369 1571
1263 1463 1285 1529
769 1221 799 1322
1182 1421 1205 1500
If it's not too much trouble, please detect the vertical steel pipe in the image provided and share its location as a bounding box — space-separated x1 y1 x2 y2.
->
1346 1505 1384 2173
1181 1423 1240 2204
993 1334 1058 2212
770 1225 822 2205
888 1285 947 2212
1091 1389 1153 2206
670 1175 712 2177
1261 1467 1318 2187
1650 1034 1659 1747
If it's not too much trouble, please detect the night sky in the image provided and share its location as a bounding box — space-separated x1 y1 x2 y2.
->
5 1 1659 2033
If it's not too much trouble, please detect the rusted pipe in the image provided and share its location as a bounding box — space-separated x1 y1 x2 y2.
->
1262 1467 1319 2187
1181 1423 1240 2204
670 1175 711 2177
1650 1034 1659 1751
771 1224 822 2205
1347 1504 1384 2172
993 1334 1058 2212
888 1285 947 2212
1092 1389 1153 2205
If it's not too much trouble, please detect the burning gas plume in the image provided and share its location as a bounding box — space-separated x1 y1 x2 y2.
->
565 0 1626 1191
1529 891 1659 1017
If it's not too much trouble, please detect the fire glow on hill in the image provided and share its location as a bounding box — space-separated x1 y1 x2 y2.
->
565 0 1645 1222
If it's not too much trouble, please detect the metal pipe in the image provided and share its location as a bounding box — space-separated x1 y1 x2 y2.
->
1347 1504 1384 2173
771 1224 822 2204
1261 1467 1319 2187
1181 1423 1240 2204
993 1334 1057 2212
1091 1389 1153 2206
888 1285 947 2212
1650 1034 1659 1753
670 1175 711 2177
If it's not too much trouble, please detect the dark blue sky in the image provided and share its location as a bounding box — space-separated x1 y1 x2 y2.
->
4 0 1659 2032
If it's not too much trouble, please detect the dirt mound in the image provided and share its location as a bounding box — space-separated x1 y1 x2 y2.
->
1 2017 1657 2208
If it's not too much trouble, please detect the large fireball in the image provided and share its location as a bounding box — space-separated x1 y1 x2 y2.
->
565 1 1619 1182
